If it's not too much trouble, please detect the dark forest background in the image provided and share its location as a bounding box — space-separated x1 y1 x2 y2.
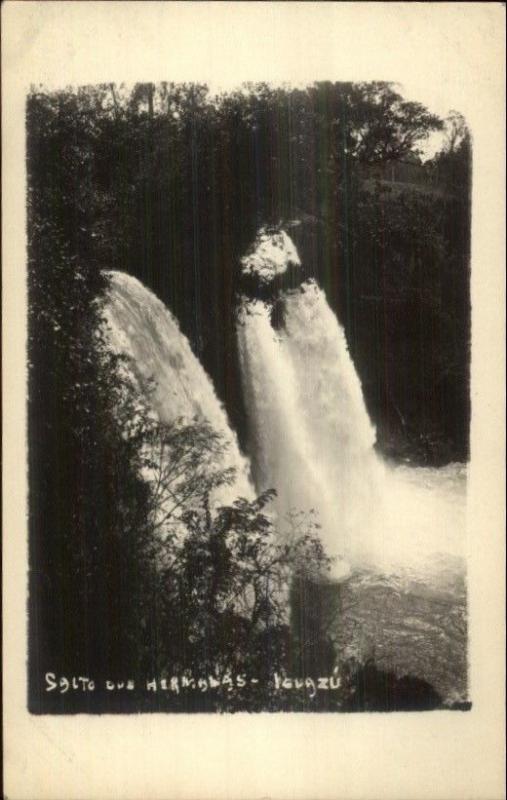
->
27 82 471 712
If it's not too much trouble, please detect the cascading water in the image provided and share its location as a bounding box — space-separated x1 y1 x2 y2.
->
103 270 254 505
237 227 383 577
237 227 468 703
101 233 467 703
236 227 466 584
282 281 385 566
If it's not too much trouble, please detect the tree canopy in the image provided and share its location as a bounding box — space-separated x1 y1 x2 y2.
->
27 81 470 712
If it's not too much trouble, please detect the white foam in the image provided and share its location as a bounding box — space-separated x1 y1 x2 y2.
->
103 270 254 506
241 226 301 284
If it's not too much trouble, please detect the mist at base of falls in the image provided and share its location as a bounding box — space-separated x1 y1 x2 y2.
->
103 238 467 702
234 230 467 702
103 237 466 589
237 284 466 585
236 231 466 589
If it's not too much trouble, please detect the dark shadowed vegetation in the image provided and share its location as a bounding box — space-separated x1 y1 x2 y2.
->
27 82 470 712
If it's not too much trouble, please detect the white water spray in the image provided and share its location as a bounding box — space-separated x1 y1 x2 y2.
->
241 226 301 283
237 228 465 582
103 271 253 505
101 238 465 585
98 236 466 701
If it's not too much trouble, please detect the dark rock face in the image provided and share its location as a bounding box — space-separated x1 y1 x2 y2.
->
340 660 444 712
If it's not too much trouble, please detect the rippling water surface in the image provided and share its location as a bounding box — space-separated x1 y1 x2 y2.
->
331 463 468 705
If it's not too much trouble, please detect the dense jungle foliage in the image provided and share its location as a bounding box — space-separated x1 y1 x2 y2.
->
27 82 470 712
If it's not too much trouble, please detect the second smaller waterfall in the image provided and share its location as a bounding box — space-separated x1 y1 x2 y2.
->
237 280 382 579
236 226 466 585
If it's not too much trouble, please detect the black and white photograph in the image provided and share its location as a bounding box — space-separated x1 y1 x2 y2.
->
3 2 505 799
27 77 472 714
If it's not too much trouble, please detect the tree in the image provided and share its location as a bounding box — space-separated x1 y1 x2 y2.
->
117 402 333 708
441 111 469 155
342 81 444 163
28 81 471 708
430 111 471 195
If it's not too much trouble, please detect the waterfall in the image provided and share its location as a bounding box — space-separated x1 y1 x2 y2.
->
237 282 382 579
103 270 254 505
237 228 383 578
237 298 339 541
282 282 384 559
236 227 465 582
101 239 464 584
